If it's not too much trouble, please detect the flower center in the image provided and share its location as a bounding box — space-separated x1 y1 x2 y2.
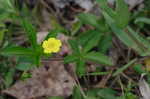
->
48 42 55 49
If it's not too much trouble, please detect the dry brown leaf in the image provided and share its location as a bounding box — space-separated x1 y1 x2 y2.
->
139 74 150 99
37 31 49 44
3 61 75 99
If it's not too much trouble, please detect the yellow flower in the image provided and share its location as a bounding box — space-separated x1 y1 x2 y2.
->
42 38 62 54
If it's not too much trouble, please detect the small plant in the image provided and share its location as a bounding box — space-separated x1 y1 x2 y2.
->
0 0 150 99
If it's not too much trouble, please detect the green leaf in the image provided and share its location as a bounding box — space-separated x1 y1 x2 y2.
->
76 59 86 76
86 89 101 98
83 31 102 53
102 11 150 56
84 51 113 66
0 28 6 45
133 64 145 74
127 26 150 56
20 72 32 80
0 46 35 56
72 87 83 99
77 30 103 53
71 21 82 36
115 0 130 28
86 88 117 99
97 88 117 99
78 13 109 32
113 59 137 76
125 93 137 99
97 18 110 32
44 31 58 40
16 62 35 71
135 17 150 25
96 0 116 18
4 68 15 88
64 54 78 64
97 0 129 28
78 13 99 27
98 33 113 53
21 19 37 49
77 30 96 46
68 40 80 54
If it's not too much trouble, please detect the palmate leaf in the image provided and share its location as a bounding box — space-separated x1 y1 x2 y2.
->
102 11 150 56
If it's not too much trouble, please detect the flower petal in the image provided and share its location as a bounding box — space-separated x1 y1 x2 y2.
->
42 41 48 48
52 47 60 53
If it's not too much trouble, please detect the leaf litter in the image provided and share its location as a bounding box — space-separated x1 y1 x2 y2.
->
3 61 75 99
